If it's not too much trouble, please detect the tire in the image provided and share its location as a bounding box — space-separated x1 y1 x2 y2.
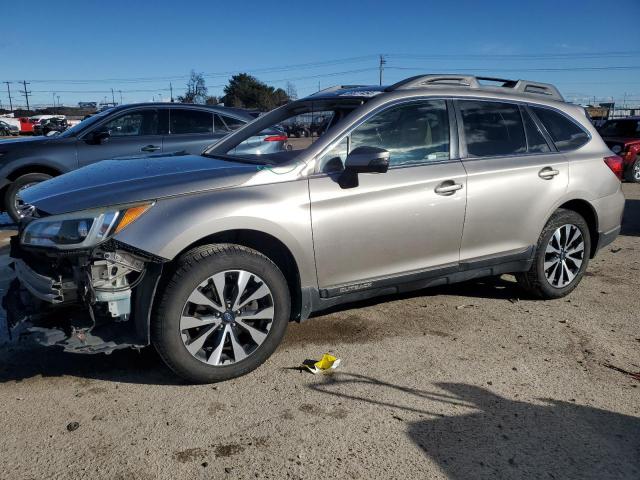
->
152 244 291 383
624 158 640 183
516 209 591 299
5 172 52 222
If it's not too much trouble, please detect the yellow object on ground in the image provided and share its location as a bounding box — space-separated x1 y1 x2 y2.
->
301 353 341 374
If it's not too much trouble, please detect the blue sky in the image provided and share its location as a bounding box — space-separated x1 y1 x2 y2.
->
1 0 639 108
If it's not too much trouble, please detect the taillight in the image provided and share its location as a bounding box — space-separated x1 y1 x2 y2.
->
604 155 624 180
263 135 287 142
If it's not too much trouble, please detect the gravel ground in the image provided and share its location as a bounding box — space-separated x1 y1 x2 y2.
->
0 185 638 480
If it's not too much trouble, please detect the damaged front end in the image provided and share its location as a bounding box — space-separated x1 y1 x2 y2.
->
4 205 164 354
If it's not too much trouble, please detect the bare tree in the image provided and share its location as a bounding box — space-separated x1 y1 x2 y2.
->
285 82 298 101
177 70 208 104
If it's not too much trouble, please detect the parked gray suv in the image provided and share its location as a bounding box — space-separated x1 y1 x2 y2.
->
0 103 286 221
6 74 625 383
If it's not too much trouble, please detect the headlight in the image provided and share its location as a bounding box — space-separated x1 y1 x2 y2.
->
21 202 153 249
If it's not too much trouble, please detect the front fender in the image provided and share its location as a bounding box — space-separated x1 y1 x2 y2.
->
113 180 317 287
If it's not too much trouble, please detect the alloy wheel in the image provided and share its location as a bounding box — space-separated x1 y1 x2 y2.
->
633 162 640 182
180 270 274 366
544 224 584 288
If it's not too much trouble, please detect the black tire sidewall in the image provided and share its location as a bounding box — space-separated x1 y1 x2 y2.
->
5 173 52 221
625 159 640 183
534 210 591 298
152 246 290 383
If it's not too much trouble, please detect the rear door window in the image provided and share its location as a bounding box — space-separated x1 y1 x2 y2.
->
458 100 526 158
170 109 213 134
531 106 589 152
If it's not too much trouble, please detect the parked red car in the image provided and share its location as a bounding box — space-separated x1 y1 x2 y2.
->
18 117 35 134
598 117 640 182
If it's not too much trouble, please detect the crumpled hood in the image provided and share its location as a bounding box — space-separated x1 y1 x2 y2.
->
21 153 258 215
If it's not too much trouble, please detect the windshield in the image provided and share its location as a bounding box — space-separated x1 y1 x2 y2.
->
58 109 112 137
599 119 640 138
203 99 365 165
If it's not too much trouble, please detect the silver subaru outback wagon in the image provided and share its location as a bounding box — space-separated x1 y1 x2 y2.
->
6 74 625 383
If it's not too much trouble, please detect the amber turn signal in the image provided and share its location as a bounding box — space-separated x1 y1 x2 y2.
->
114 203 153 234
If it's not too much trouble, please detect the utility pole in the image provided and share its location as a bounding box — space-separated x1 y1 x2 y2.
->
52 92 56 113
379 54 386 86
169 82 174 102
21 80 31 111
3 82 12 112
57 95 60 110
111 88 116 105
119 90 123 105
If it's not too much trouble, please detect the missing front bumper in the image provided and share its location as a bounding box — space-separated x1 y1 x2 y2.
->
4 242 164 354
4 278 144 354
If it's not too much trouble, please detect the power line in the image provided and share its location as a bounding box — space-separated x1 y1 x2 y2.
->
388 65 640 73
26 67 380 94
387 51 640 60
5 55 378 84
5 50 640 84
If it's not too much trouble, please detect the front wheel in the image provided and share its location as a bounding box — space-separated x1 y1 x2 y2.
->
5 172 52 222
152 244 290 383
516 209 590 299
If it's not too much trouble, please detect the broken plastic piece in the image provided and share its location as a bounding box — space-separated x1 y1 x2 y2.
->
301 353 341 374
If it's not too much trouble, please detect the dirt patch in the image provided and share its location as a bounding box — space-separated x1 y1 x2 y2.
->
174 447 208 463
284 313 386 346
208 401 226 415
214 443 244 458
298 403 348 419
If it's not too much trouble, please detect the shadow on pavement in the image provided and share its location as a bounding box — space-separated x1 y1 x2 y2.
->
0 345 184 386
308 373 640 479
621 198 640 237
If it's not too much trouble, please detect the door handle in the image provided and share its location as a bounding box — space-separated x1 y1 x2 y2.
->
538 167 560 180
141 145 161 152
435 181 464 195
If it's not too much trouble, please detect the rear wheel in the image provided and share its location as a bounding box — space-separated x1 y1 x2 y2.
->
152 244 290 383
624 158 640 183
5 172 52 222
516 209 590 299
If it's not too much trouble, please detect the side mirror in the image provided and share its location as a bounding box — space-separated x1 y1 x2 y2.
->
89 128 110 144
344 146 390 174
338 146 390 189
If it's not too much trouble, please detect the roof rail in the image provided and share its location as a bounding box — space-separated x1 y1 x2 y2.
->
387 74 564 101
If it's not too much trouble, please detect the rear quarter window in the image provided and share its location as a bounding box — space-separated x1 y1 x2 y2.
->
531 106 589 152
